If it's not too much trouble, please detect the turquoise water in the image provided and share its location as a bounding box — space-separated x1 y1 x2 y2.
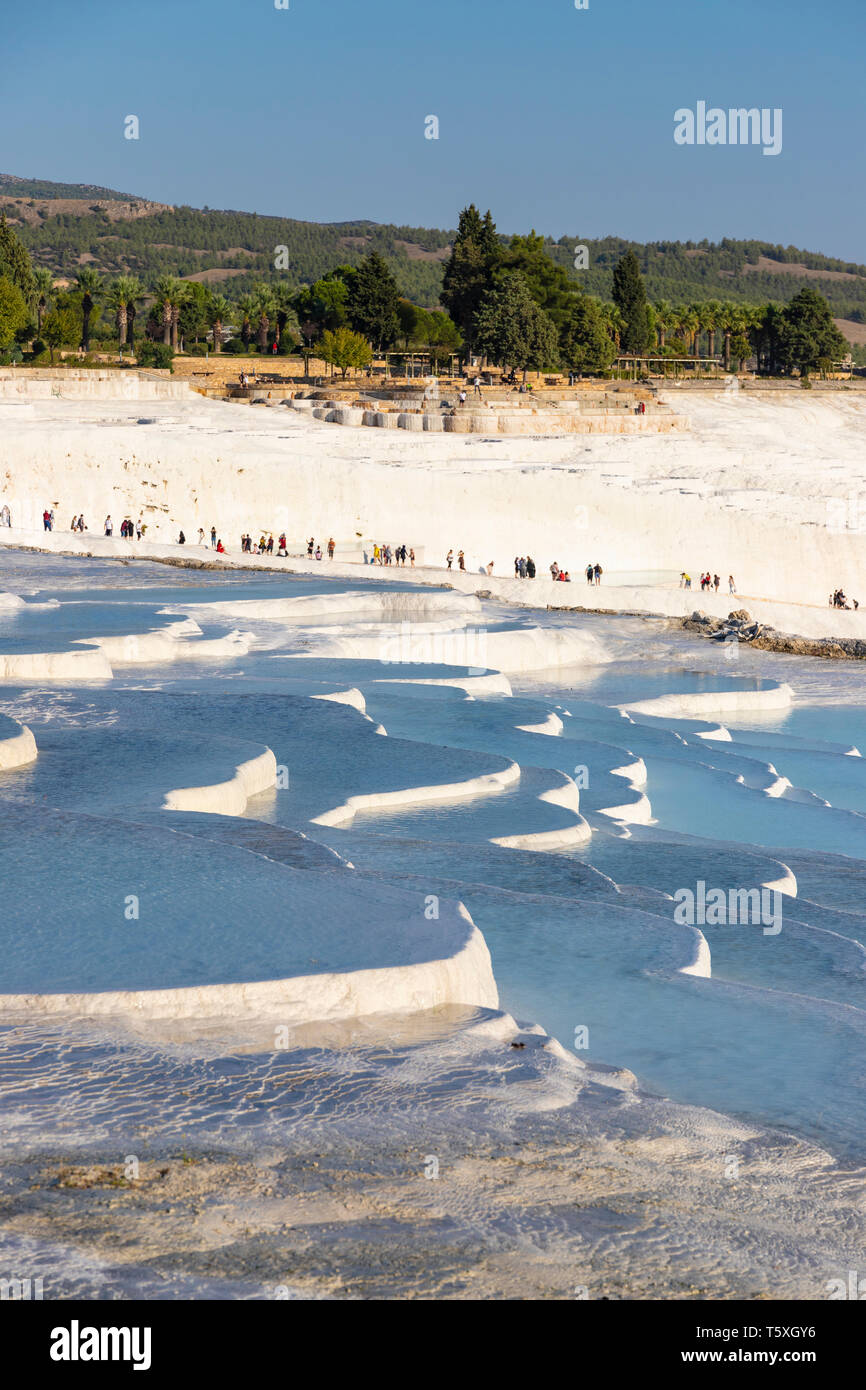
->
1 548 865 1160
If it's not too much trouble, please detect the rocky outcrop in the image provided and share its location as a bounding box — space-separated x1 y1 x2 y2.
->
682 609 866 660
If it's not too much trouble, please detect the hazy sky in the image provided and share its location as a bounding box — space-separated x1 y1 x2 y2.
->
6 0 863 259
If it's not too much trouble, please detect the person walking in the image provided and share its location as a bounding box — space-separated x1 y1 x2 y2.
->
409 548 415 567
104 515 113 537
586 563 594 585
446 549 453 569
473 376 482 397
458 550 465 571
728 575 736 594
713 574 720 592
327 538 335 560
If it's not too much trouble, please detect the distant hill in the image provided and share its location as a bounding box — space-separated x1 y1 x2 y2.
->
4 174 865 326
0 173 140 201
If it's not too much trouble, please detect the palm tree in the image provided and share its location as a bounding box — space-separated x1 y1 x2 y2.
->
154 275 178 347
678 306 699 360
252 286 276 354
74 267 102 352
719 301 741 372
272 283 300 350
32 268 54 336
170 281 189 350
689 303 707 359
124 276 144 354
208 294 230 353
653 300 674 351
703 300 722 361
601 302 624 352
235 294 256 351
107 275 143 353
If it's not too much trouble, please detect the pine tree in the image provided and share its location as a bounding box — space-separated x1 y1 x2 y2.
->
346 251 400 351
612 250 651 354
440 205 500 355
473 272 558 378
559 295 616 374
780 288 846 376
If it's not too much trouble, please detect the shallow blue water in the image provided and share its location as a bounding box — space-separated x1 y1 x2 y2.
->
1 553 865 1160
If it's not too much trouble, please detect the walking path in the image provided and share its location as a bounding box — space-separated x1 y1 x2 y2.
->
2 527 865 644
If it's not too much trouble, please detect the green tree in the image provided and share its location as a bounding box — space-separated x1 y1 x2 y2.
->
32 267 54 335
397 298 424 348
153 275 183 347
176 281 210 347
559 294 616 374
252 284 276 353
272 282 300 349
208 294 230 353
0 277 28 349
499 231 577 330
612 251 651 354
346 251 400 350
233 292 256 350
703 299 722 359
74 267 102 351
653 299 675 351
0 214 34 298
107 275 143 352
750 302 787 375
294 276 349 339
315 325 372 378
473 272 559 379
440 205 500 356
780 287 847 377
41 293 80 364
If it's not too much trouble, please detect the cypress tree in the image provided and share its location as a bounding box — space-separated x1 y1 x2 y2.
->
0 214 34 299
612 249 651 354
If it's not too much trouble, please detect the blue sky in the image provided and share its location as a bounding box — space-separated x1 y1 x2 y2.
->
5 0 863 258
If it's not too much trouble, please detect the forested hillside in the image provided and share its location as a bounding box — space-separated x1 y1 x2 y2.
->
3 175 864 320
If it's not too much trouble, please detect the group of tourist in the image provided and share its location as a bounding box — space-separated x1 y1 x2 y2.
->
513 555 537 579
445 549 465 571
680 572 737 594
240 533 288 555
103 515 142 539
831 588 859 610
372 542 412 565
584 563 603 585
42 509 55 531
551 563 573 582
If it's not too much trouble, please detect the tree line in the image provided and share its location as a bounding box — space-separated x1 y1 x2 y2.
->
0 208 851 378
